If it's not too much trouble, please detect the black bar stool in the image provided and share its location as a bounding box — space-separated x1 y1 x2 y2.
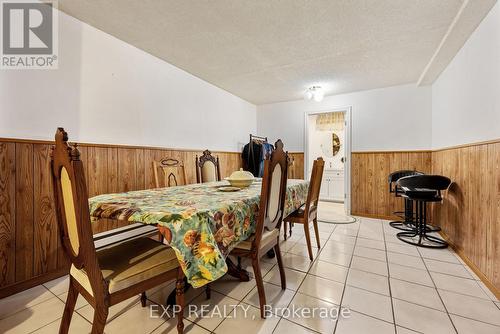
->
396 175 451 248
388 170 423 231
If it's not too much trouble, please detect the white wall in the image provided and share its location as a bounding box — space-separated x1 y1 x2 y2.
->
257 84 432 152
431 2 500 149
0 10 256 152
4 3 496 154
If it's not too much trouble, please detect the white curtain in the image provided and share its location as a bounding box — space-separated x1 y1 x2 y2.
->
315 112 344 131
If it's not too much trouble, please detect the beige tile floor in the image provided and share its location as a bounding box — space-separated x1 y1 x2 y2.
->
1 208 499 333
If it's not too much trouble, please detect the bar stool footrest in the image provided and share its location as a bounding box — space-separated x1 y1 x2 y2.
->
396 231 448 249
389 221 441 233
389 221 416 231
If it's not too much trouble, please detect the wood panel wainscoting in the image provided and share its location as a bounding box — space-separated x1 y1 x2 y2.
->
432 140 500 299
0 137 305 298
350 144 500 299
351 151 432 219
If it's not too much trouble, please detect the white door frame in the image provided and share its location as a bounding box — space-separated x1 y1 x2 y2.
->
304 106 353 214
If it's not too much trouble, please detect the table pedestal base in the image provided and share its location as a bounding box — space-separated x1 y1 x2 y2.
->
226 257 250 281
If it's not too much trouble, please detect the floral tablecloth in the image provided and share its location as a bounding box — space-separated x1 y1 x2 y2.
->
89 179 309 287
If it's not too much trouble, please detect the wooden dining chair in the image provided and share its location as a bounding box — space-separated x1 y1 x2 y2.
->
153 158 187 188
50 128 185 334
230 139 288 319
195 149 221 183
287 155 295 179
283 157 325 261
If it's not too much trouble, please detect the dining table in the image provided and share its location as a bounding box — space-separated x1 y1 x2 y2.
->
88 178 309 288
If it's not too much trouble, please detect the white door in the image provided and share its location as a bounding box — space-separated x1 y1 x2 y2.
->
304 107 352 212
344 108 352 213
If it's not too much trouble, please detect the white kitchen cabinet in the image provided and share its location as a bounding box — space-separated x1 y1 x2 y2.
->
319 178 329 198
319 169 344 202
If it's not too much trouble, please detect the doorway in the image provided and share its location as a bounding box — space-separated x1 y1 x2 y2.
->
304 107 352 219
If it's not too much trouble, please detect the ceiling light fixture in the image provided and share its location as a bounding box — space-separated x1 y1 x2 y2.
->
304 86 324 102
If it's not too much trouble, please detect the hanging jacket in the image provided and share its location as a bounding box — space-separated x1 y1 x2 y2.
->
242 142 263 177
259 142 274 177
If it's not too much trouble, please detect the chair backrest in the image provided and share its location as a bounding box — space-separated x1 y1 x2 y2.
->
253 139 288 249
388 170 424 183
50 128 105 296
153 158 187 188
196 150 221 183
397 175 451 191
304 158 325 219
388 170 424 193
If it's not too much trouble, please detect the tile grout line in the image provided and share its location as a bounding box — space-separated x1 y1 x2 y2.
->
381 220 398 334
444 312 500 329
25 282 96 334
417 244 459 334
210 224 333 334
178 218 494 332
8 216 498 333
330 219 423 329
313 218 500 331
303 233 495 303
270 221 340 333
338 219 500 329
276 223 337 333
331 219 361 334
0 284 56 322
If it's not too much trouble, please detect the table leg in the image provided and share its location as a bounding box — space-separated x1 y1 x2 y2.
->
166 277 190 306
226 257 250 281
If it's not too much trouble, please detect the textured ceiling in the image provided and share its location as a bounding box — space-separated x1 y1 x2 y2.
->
58 0 496 104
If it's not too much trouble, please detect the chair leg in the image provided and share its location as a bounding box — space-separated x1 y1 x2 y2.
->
274 242 286 290
312 218 321 248
283 221 288 240
59 277 78 334
251 256 267 319
91 302 108 334
176 270 185 334
140 291 147 307
205 284 211 300
303 221 314 261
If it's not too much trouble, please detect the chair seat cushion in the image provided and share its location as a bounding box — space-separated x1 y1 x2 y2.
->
70 238 179 295
234 228 279 251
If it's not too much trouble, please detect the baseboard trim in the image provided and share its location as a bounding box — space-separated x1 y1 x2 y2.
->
0 268 69 299
438 231 500 300
351 212 398 221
